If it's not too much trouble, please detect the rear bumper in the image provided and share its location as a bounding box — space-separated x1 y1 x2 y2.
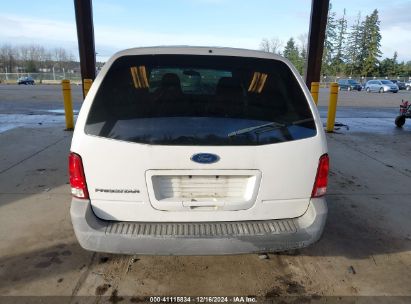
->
70 198 327 255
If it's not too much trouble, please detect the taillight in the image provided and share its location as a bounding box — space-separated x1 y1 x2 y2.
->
68 152 89 199
311 154 329 198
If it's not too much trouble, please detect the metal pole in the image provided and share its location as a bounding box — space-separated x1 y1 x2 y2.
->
74 0 96 98
304 0 330 88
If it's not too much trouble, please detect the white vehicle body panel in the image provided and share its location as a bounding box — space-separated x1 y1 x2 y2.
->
71 46 327 223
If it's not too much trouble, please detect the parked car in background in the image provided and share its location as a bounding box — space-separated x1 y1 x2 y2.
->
17 76 35 85
390 80 406 90
337 79 362 91
69 46 329 255
365 80 398 93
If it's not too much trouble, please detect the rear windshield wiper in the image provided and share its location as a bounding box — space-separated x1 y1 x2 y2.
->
228 118 314 138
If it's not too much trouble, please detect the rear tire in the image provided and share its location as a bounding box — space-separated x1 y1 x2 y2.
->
395 116 406 128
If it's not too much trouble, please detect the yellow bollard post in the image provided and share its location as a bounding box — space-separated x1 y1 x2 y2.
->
61 79 74 131
83 78 93 98
310 82 320 105
326 82 339 133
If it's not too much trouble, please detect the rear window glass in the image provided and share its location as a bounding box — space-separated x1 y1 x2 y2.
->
85 54 316 146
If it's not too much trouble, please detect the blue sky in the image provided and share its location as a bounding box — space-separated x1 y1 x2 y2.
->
0 0 410 62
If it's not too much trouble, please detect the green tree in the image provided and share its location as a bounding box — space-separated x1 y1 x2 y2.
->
392 51 398 75
379 58 394 76
405 61 411 76
345 12 363 76
260 6 408 78
283 38 303 74
361 9 382 76
380 52 400 76
297 33 308 75
321 3 337 75
331 9 347 75
300 47 307 74
393 56 411 77
396 60 411 77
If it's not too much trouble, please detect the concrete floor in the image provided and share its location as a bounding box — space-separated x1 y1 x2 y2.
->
1 86 411 302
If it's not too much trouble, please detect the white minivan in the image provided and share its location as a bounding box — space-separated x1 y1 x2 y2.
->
69 47 328 255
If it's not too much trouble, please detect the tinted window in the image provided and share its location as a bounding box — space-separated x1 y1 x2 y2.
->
85 55 316 146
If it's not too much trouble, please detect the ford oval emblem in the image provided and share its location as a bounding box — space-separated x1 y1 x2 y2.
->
191 153 220 164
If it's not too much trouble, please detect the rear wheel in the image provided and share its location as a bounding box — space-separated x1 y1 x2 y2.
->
379 87 384 93
395 116 406 128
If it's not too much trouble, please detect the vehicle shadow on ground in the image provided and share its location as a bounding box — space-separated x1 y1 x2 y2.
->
300 194 411 259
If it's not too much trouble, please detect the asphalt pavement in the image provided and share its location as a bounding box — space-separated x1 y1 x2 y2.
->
1 84 411 115
0 84 83 115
